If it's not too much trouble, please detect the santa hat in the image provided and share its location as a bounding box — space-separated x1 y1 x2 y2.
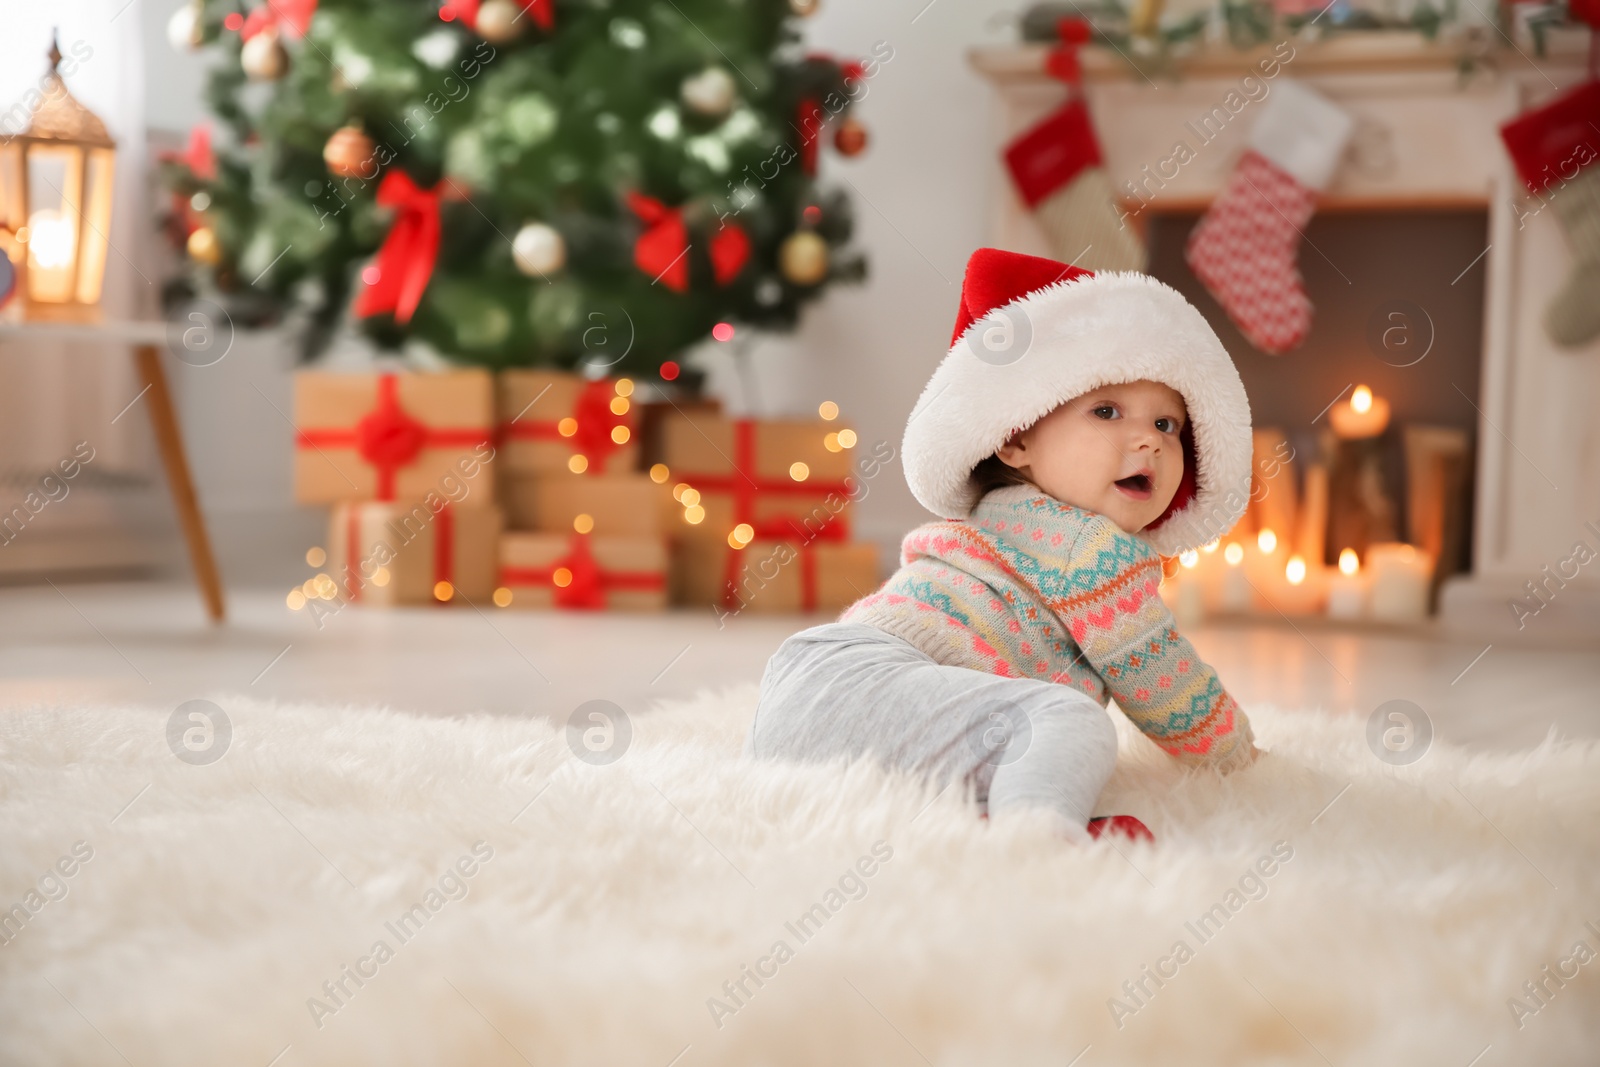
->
901 247 1253 557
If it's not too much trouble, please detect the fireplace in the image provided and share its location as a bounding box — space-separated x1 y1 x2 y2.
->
970 33 1600 639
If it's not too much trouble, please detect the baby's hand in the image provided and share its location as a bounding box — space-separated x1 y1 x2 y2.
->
1220 742 1264 774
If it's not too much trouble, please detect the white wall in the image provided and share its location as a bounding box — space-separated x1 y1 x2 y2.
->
136 0 1037 582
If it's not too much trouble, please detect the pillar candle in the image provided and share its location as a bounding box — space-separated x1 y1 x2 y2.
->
1366 542 1433 622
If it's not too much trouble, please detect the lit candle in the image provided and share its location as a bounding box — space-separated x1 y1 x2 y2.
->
1167 548 1205 626
1366 542 1434 622
1329 384 1392 440
1269 553 1327 615
1326 547 1368 620
1243 526 1286 610
1218 540 1251 613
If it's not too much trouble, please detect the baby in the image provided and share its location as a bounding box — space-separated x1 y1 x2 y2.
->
746 247 1263 844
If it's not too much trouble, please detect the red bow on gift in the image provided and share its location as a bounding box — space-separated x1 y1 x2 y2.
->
241 0 318 40
568 378 632 472
439 0 553 31
628 191 689 292
1045 16 1092 85
500 531 666 610
354 171 445 325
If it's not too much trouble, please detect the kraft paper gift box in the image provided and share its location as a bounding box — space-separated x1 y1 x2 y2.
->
326 501 502 607
502 470 671 537
675 534 880 615
498 531 668 611
496 369 641 476
294 370 496 504
656 410 859 546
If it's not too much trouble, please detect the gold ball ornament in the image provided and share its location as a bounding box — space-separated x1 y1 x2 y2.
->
779 231 829 286
833 117 868 156
474 0 526 43
187 226 221 266
324 125 378 179
167 2 203 52
511 222 566 276
789 0 820 14
240 28 288 81
680 67 736 117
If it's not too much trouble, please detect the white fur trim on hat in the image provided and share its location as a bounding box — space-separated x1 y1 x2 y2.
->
901 270 1253 557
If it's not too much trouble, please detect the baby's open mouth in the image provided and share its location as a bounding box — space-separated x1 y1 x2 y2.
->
1113 472 1153 500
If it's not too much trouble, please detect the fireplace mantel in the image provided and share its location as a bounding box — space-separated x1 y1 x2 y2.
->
970 34 1600 640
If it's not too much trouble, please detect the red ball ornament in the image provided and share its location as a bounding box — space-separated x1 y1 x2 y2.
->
833 118 868 157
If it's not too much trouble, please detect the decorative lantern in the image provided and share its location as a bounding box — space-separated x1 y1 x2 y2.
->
0 35 117 323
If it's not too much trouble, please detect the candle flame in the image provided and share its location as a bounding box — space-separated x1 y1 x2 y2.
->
1224 542 1244 566
1351 385 1373 414
1286 556 1306 585
1339 547 1359 575
1201 540 1219 554
1179 549 1198 568
1257 528 1277 553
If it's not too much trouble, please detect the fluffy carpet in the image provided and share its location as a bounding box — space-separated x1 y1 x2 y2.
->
2 686 1597 1066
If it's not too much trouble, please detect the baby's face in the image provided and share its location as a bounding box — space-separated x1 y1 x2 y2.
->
996 379 1188 534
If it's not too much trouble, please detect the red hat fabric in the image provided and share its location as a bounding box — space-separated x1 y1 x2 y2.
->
948 247 1094 347
903 247 1254 557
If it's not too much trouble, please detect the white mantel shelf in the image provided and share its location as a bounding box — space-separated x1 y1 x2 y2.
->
968 30 1593 83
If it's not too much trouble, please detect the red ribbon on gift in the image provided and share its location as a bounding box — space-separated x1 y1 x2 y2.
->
500 530 666 610
353 171 444 325
628 192 690 292
673 419 852 612
496 378 634 475
241 0 318 40
340 501 456 603
298 373 491 500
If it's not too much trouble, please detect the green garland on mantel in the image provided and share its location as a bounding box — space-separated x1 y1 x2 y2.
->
1017 0 1464 80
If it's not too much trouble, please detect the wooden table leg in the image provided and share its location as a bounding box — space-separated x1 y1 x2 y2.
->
134 344 227 623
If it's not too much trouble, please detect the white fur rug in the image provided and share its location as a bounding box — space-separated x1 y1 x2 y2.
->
2 686 1598 1066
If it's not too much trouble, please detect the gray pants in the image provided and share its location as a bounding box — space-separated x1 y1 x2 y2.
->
747 622 1119 841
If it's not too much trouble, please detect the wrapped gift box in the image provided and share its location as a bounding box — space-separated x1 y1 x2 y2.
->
499 531 668 611
676 536 880 614
657 410 858 546
295 370 496 504
327 501 502 607
497 369 640 476
502 470 671 537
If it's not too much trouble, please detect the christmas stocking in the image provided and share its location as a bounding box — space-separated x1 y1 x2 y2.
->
1185 79 1354 355
1500 80 1600 349
1004 97 1147 273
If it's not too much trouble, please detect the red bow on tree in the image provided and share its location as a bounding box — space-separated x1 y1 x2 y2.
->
710 222 750 285
353 171 446 325
1045 17 1092 85
795 96 827 176
627 191 690 292
241 0 318 40
439 0 553 30
172 124 216 181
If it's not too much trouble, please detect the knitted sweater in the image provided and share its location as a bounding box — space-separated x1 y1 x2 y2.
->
839 483 1254 769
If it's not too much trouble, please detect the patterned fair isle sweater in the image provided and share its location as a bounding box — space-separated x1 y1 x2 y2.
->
839 482 1254 769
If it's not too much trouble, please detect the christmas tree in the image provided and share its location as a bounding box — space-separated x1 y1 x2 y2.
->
160 0 877 376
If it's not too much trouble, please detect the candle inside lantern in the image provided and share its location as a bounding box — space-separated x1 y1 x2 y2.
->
1326 547 1368 620
1329 384 1392 439
1366 542 1433 622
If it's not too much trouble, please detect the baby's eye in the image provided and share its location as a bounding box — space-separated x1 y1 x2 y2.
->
1092 404 1118 420
1156 417 1179 433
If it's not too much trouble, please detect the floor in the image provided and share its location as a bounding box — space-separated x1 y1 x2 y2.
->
2 580 1597 753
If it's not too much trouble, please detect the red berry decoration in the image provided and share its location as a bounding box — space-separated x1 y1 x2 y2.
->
833 117 868 156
